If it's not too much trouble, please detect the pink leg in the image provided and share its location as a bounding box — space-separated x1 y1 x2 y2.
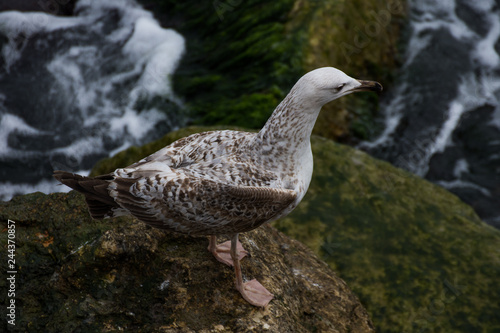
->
208 235 248 267
230 234 273 307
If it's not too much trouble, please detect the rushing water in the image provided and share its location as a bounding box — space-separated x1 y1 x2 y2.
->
0 0 186 200
360 0 500 227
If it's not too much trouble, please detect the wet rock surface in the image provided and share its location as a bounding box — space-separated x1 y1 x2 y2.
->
0 191 374 332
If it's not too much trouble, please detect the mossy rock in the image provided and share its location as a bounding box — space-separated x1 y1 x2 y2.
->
274 136 500 332
90 126 500 332
150 0 406 142
0 191 374 332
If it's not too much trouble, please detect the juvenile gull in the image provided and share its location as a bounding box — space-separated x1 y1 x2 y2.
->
54 67 382 307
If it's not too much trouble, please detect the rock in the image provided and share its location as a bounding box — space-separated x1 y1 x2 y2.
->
277 137 500 332
89 126 500 332
0 191 374 332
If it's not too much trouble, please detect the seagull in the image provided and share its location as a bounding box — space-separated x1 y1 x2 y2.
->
54 67 382 307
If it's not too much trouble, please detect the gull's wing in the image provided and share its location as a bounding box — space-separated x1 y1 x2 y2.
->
55 130 280 226
109 170 297 235
127 130 253 171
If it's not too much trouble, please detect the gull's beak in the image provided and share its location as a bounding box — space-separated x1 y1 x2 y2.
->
351 80 383 93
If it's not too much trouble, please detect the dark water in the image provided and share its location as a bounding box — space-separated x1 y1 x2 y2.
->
360 0 500 227
0 0 186 199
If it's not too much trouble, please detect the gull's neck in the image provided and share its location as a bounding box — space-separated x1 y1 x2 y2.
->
251 85 322 163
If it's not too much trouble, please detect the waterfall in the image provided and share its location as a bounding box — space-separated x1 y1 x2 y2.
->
360 0 500 226
0 0 186 200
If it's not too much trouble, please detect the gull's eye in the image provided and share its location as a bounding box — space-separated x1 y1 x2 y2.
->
334 83 345 92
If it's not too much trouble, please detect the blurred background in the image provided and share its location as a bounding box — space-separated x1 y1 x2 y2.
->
1 0 499 331
1 0 498 227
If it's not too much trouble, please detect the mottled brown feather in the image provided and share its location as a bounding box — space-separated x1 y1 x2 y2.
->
53 171 119 219
110 175 296 235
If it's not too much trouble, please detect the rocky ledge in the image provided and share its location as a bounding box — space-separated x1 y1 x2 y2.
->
0 191 373 332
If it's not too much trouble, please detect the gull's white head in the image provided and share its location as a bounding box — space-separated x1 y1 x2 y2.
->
294 67 382 107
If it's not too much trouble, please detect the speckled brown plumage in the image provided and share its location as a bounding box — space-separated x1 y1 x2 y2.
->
55 129 299 236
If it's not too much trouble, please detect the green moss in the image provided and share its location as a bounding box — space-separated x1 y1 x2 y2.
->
299 0 406 141
149 0 406 141
0 191 112 329
155 0 303 128
201 91 281 128
274 136 500 332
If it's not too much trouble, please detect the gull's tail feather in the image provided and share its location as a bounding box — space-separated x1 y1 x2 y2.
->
53 171 120 219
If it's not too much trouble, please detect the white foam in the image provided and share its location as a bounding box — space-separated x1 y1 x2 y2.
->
109 108 167 140
0 0 186 200
46 46 100 116
1 178 71 202
0 10 81 35
453 158 469 178
0 166 90 201
403 32 433 67
437 179 491 197
467 0 495 12
473 11 500 68
0 113 45 154
108 142 133 158
433 101 463 153
410 0 473 40
53 137 104 162
124 17 185 97
358 83 407 150
401 0 489 68
415 76 485 175
362 0 500 159
492 106 500 129
0 11 84 72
